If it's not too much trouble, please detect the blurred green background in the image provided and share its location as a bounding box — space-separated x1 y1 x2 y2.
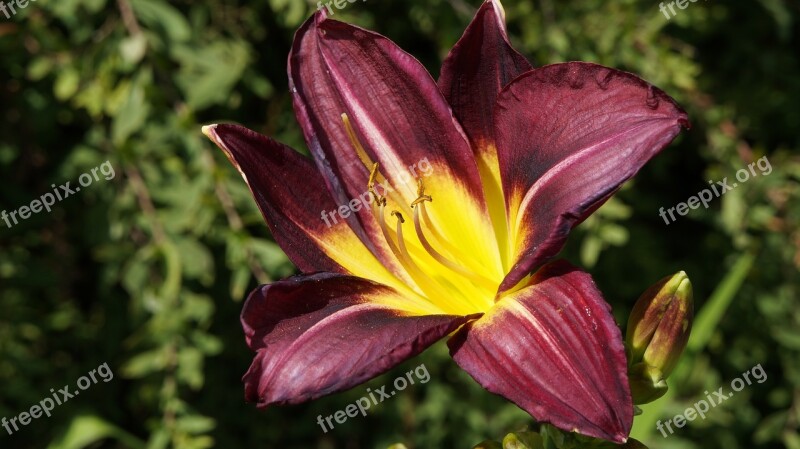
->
1 0 798 448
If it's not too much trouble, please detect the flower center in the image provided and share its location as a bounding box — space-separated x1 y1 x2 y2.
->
341 114 499 315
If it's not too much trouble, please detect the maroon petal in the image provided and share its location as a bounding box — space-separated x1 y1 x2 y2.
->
439 0 532 146
496 62 689 292
438 0 532 252
204 124 342 273
242 272 476 406
204 124 410 288
290 13 485 205
289 13 502 277
449 261 632 442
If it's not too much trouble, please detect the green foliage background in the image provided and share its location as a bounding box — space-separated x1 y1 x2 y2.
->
0 0 798 448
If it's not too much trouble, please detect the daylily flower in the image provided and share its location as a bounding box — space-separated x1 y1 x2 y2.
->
202 0 689 442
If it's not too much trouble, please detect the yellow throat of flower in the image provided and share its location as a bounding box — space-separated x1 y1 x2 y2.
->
340 113 504 316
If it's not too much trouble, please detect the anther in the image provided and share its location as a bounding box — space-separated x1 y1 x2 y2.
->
391 210 405 224
368 162 385 205
411 178 432 208
411 195 432 208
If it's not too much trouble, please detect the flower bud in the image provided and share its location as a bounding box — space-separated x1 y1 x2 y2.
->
501 432 543 449
626 271 693 403
627 362 668 404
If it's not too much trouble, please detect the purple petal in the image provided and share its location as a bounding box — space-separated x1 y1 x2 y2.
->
495 62 689 292
439 0 532 147
242 272 476 406
449 261 633 442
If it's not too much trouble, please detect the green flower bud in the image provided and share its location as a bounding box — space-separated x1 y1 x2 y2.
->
626 271 693 403
627 362 668 404
502 432 543 449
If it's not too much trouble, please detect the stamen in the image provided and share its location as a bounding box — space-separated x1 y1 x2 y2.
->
413 179 489 274
385 209 419 274
343 114 396 207
410 195 431 208
392 211 416 268
376 202 398 252
411 179 454 250
412 196 496 291
374 204 456 306
418 198 481 268
341 113 375 171
390 210 405 224
368 162 385 205
340 141 498 314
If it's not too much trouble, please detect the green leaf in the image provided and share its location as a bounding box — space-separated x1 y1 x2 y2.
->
131 0 192 42
688 250 757 352
158 241 183 305
120 34 148 64
753 411 788 444
580 235 602 267
177 347 204 389
112 71 151 145
121 348 168 377
599 223 629 246
173 41 251 110
175 238 214 285
230 265 251 301
176 415 216 434
250 238 292 277
54 68 80 101
28 57 54 81
47 414 145 449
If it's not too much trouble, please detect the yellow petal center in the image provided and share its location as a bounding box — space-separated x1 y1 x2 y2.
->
341 114 506 316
